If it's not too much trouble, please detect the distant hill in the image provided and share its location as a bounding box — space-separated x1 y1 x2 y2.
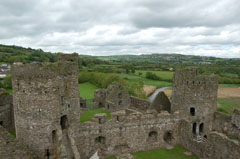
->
96 54 240 65
0 44 240 66
0 44 55 63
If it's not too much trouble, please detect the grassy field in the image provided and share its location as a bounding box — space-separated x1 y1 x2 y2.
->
219 84 240 88
118 73 172 87
135 70 174 81
80 108 111 123
79 82 99 99
105 146 198 159
217 98 240 114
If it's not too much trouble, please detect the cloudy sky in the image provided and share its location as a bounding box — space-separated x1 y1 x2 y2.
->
0 0 240 58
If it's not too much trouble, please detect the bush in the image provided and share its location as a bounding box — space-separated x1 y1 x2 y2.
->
78 72 125 88
78 71 146 99
0 73 12 89
146 72 161 80
127 81 146 99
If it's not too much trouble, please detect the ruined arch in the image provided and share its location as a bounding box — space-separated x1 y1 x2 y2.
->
148 131 157 142
163 131 173 144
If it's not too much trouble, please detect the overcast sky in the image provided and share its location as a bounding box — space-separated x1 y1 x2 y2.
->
0 0 240 58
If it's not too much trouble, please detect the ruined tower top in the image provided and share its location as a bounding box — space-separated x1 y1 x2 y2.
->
171 68 218 122
12 54 79 81
56 53 78 63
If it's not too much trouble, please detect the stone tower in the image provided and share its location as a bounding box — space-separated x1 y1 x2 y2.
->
12 53 80 159
171 68 218 135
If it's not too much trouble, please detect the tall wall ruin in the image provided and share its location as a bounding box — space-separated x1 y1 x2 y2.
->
171 68 218 134
12 53 80 159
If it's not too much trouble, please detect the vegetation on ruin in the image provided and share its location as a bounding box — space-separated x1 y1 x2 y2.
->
80 108 111 123
8 130 16 138
105 146 198 159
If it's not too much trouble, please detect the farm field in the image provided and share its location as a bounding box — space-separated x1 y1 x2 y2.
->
135 70 174 81
118 73 172 87
105 146 198 159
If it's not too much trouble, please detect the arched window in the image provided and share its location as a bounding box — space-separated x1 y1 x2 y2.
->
98 102 103 108
52 130 57 145
118 100 122 106
199 123 204 134
60 115 68 130
192 122 197 134
190 107 195 116
163 131 173 143
45 149 50 159
95 136 106 144
118 93 122 98
148 131 157 142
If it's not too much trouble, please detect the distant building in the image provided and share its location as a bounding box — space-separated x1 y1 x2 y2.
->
13 62 23 65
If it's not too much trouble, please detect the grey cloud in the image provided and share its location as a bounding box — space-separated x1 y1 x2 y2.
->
0 0 239 57
129 0 240 28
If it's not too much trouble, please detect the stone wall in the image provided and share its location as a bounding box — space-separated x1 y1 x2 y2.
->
179 120 240 159
94 84 131 111
12 53 80 159
150 91 171 113
0 125 37 159
212 111 240 140
93 89 107 108
130 96 150 112
0 88 14 131
105 84 131 111
72 111 181 159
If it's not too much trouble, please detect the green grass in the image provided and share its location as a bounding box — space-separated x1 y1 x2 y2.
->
79 82 99 99
105 146 198 159
118 73 172 87
132 146 198 159
217 98 240 114
8 130 16 138
80 108 111 123
6 89 12 94
105 157 116 159
135 70 174 81
219 84 240 88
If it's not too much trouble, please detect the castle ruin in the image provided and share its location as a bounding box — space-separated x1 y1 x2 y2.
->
0 54 239 159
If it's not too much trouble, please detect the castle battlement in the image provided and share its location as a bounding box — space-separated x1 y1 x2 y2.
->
12 62 78 80
173 68 218 90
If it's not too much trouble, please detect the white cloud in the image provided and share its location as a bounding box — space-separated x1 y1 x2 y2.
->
0 0 239 57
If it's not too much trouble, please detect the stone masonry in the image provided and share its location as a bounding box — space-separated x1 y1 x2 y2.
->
0 88 15 131
11 53 81 159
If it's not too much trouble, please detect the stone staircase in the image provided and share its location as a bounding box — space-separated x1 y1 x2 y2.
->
193 135 206 143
